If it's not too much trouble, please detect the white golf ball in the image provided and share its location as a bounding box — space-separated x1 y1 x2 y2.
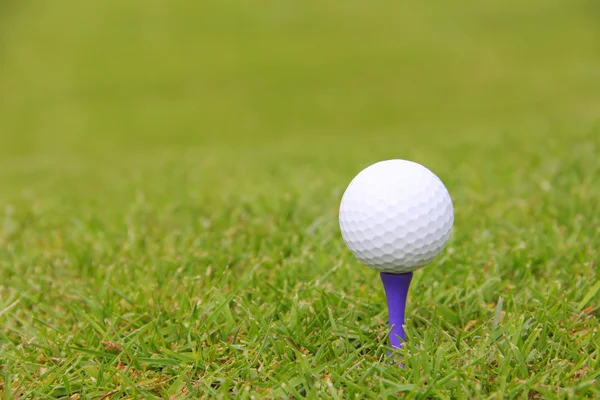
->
339 159 454 274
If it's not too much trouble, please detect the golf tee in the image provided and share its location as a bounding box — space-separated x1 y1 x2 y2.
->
380 272 413 349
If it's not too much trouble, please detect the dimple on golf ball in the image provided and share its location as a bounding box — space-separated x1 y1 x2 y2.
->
339 159 454 274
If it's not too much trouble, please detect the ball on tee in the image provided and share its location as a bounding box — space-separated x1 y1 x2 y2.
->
339 159 454 274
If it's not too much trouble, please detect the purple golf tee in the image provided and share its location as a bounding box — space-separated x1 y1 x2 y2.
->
380 272 413 349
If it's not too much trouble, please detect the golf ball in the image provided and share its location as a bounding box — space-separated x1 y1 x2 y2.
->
339 159 454 274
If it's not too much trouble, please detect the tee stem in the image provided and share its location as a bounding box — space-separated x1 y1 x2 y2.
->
380 272 413 349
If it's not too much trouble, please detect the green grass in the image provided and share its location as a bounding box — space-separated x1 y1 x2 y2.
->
1 0 600 398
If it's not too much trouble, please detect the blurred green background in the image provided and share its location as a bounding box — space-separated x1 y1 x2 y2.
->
2 0 599 166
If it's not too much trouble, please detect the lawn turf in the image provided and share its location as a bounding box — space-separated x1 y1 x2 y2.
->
1 0 600 398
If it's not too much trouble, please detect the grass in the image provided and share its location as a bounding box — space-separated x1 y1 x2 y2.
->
1 0 600 398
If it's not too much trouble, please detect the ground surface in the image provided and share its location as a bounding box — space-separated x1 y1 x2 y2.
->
1 1 599 398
